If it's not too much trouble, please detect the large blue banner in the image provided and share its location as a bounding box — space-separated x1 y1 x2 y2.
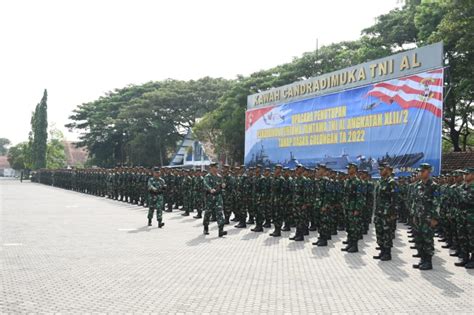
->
244 69 443 176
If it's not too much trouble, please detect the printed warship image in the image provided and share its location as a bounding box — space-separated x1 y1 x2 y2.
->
247 144 273 168
247 142 424 171
377 152 424 169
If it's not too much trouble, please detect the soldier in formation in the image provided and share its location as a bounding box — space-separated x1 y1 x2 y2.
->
33 162 473 270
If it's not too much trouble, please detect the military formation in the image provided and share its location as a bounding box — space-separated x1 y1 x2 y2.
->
31 162 474 271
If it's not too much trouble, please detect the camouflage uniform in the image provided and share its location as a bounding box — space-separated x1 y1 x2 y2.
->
147 175 167 225
374 175 398 259
203 172 225 230
412 176 439 269
343 173 364 251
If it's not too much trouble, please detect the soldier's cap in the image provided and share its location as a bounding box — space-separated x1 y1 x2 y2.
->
346 162 358 169
378 163 393 170
465 167 474 173
274 164 283 169
264 167 271 171
296 163 303 168
419 163 432 171
317 163 327 169
256 164 262 168
234 166 241 170
283 167 289 171
223 164 230 168
209 162 219 168
454 169 467 175
360 170 369 174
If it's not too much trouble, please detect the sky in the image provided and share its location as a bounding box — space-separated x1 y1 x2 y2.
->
0 0 400 145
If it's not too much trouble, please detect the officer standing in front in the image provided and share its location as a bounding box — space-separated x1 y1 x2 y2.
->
147 167 167 228
203 162 227 237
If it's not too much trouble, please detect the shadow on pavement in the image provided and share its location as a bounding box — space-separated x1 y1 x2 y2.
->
343 250 367 269
420 262 464 298
186 234 212 246
311 245 331 258
376 257 409 281
241 231 264 240
226 228 244 235
127 226 152 233
263 235 283 246
287 240 309 251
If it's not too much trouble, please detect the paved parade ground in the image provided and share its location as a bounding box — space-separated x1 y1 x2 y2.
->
1 179 472 314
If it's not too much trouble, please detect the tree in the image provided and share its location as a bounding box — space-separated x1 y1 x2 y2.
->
195 39 392 162
364 0 474 151
30 90 48 168
46 126 66 169
66 78 232 167
0 138 11 155
7 142 32 170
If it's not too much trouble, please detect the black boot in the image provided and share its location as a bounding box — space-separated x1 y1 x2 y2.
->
341 242 352 251
465 254 474 269
316 238 328 247
193 213 202 219
454 252 469 267
269 226 281 237
373 248 384 259
309 223 317 231
419 256 433 270
148 219 152 227
281 224 291 231
182 211 190 216
234 221 247 228
347 243 358 253
293 233 304 241
413 256 424 269
203 225 209 235
158 220 165 228
441 243 452 249
450 250 460 257
218 226 227 237
380 248 392 261
246 218 255 225
304 226 310 236
289 229 303 241
251 225 263 232
343 240 349 245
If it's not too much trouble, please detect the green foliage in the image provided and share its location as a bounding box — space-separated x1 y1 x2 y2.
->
67 78 232 167
67 1 473 163
30 90 48 169
195 38 391 163
7 127 67 170
7 142 32 170
46 127 66 169
0 138 11 155
364 0 473 151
